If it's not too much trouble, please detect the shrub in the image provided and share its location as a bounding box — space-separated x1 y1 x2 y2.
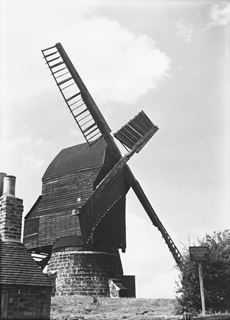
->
176 230 230 314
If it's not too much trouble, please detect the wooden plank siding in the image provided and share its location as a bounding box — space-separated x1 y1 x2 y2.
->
39 212 80 247
23 137 128 253
24 168 101 252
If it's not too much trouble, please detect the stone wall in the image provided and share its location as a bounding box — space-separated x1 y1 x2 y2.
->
48 249 123 296
0 285 51 320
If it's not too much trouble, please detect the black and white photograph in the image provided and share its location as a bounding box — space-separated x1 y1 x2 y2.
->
0 1 229 319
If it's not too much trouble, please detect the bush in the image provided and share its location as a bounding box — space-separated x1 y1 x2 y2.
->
176 230 230 315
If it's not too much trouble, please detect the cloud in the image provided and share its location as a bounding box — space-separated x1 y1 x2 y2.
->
2 0 170 108
55 17 171 105
175 20 194 42
175 4 230 38
210 3 230 26
200 3 230 32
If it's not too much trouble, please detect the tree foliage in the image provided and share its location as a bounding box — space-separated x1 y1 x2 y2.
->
176 230 230 314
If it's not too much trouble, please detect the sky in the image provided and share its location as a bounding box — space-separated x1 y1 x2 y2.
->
0 0 229 298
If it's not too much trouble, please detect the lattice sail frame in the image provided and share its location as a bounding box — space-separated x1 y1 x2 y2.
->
42 43 110 145
114 111 158 153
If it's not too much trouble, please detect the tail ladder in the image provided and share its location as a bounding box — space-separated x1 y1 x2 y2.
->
159 224 183 268
130 176 184 269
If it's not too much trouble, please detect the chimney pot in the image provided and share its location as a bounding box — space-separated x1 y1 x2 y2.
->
3 175 16 197
0 172 7 197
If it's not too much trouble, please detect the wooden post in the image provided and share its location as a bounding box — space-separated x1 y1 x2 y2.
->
198 263 206 315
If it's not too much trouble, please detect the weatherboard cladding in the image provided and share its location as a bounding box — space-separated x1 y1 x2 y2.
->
0 240 51 287
24 168 101 249
26 169 101 219
24 139 109 251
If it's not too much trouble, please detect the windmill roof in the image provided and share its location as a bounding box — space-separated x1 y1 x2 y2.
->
43 137 107 180
0 240 52 287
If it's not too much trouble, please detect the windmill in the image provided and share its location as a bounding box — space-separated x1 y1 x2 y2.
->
23 43 183 297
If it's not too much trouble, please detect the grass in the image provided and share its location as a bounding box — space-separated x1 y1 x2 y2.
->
51 296 230 320
51 296 178 320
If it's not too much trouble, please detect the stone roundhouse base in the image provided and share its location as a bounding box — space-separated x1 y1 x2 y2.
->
47 248 123 296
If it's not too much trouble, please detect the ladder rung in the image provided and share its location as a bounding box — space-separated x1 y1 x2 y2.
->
73 102 85 110
53 67 67 74
88 131 101 141
62 82 75 90
71 104 81 112
85 126 98 137
50 61 64 69
42 45 56 52
57 77 73 86
55 71 69 79
68 99 82 107
43 51 58 58
71 101 84 111
83 123 96 134
77 113 93 122
66 92 81 102
79 116 92 125
75 108 88 117
47 56 61 64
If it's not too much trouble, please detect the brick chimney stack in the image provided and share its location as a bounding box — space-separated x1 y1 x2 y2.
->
0 172 6 196
0 173 23 242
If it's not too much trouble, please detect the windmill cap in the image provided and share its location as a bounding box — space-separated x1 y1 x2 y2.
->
43 138 107 180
